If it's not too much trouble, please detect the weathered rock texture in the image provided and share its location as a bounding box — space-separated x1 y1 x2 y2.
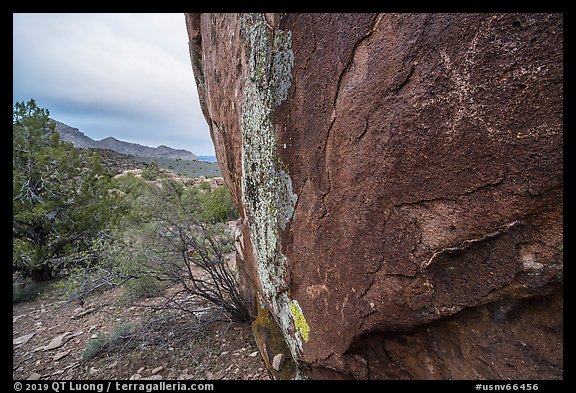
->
185 13 563 379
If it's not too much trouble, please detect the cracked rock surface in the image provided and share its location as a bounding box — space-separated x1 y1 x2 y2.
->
185 13 563 379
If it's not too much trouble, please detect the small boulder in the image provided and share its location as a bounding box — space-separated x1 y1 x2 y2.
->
272 353 285 372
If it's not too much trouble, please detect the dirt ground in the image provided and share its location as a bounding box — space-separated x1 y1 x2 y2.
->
12 280 270 381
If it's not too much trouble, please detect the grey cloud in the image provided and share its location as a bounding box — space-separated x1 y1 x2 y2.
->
13 13 213 155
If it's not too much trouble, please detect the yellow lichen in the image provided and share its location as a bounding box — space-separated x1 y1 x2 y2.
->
290 300 310 342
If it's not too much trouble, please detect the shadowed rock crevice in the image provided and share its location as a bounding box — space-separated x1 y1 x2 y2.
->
341 291 562 380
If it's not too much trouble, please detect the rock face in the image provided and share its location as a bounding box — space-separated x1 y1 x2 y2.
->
185 13 563 379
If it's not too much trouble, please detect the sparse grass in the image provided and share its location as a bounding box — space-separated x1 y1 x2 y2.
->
82 322 138 360
82 335 107 360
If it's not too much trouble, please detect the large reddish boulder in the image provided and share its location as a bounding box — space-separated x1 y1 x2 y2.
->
185 13 563 379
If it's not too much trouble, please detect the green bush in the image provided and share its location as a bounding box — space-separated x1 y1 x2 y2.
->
13 283 42 303
13 279 59 304
121 274 165 304
55 170 247 322
201 185 239 223
141 160 160 181
111 178 247 321
197 181 211 192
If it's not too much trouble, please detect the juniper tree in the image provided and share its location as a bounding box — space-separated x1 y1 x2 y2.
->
13 99 120 281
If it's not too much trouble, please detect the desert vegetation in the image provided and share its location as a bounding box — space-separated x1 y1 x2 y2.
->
13 100 258 380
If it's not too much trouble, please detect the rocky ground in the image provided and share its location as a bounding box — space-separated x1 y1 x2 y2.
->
13 280 270 381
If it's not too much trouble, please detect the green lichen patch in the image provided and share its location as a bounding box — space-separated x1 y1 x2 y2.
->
239 13 306 375
271 30 294 106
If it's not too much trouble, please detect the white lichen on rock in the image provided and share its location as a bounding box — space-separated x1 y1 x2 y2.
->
239 13 305 372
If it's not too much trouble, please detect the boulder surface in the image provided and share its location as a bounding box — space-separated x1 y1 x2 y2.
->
185 13 563 379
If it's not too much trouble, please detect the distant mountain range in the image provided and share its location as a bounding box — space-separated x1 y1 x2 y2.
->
52 119 198 161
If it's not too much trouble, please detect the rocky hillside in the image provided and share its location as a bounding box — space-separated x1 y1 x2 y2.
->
186 13 563 379
13 277 269 380
85 148 147 175
52 120 199 161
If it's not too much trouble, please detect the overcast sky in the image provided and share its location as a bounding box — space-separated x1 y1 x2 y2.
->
13 13 214 156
